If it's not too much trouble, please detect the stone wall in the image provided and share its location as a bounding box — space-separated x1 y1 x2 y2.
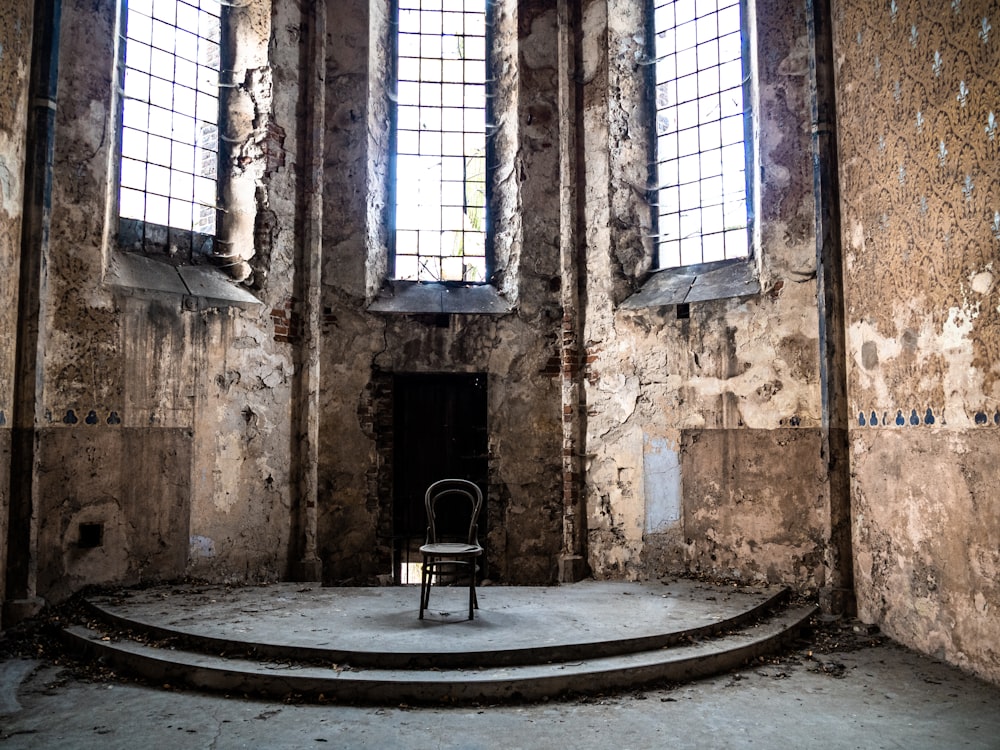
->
0 0 30 424
316 0 564 585
579 0 835 593
13 0 296 595
35 427 190 600
4 0 567 600
834 0 1000 683
4 0 841 603
4 0 997 690
0 0 34 625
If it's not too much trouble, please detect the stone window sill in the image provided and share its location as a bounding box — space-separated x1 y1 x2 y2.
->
619 258 760 310
108 251 261 311
368 280 513 315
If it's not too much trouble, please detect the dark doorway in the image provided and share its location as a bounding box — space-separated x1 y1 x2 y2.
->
392 373 488 583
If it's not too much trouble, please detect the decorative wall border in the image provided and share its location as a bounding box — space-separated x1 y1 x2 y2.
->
856 407 1000 427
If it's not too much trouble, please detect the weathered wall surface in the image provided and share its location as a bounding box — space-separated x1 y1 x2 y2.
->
0 426 8 617
581 0 831 591
834 0 1000 683
0 0 30 415
19 0 296 598
7 0 996 698
0 0 33 622
316 0 564 584
35 428 190 600
851 430 999 682
4 0 837 603
183 0 298 583
9 0 567 599
675 428 828 582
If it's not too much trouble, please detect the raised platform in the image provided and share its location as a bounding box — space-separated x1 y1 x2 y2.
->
64 580 815 704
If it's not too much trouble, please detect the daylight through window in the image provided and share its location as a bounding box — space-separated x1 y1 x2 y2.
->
118 0 221 237
652 0 751 268
393 0 488 283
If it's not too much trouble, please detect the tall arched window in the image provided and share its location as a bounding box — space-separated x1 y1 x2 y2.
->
116 0 221 257
391 0 491 283
650 0 753 268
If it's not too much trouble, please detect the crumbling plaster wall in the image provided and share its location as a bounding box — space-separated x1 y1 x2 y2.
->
0 0 34 619
834 0 1000 683
581 0 831 590
0 0 30 419
183 0 306 583
316 0 564 584
24 0 298 597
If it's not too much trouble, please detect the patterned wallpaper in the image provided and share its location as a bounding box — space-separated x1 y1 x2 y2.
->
834 0 1000 425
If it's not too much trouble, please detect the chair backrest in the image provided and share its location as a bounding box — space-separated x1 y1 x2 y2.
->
424 479 483 546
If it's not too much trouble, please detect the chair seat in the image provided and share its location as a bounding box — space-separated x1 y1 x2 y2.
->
420 542 483 556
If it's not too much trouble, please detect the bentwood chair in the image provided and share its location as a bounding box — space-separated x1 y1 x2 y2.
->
418 478 484 620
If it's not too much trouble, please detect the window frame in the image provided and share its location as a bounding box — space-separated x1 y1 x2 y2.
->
646 0 756 271
113 0 223 264
387 0 496 285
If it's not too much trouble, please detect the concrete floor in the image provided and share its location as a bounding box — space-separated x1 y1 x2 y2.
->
3 627 1000 749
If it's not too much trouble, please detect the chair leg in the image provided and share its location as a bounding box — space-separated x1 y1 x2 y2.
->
468 566 476 620
472 563 479 610
419 555 428 619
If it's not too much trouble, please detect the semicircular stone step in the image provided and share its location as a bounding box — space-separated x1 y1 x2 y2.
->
79 581 793 670
62 604 815 704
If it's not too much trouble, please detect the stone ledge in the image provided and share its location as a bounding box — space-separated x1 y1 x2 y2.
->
620 258 760 310
368 280 513 315
108 252 261 311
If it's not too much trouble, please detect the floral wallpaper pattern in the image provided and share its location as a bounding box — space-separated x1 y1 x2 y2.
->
834 0 1000 423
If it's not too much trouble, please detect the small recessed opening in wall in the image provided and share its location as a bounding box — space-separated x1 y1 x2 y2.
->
676 303 690 319
78 522 104 549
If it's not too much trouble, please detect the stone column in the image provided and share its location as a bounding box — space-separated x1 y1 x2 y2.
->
4 0 57 625
289 0 326 582
807 0 854 616
557 0 589 583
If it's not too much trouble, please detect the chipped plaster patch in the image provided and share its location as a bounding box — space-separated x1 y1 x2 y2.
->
190 535 216 558
849 220 865 253
520 9 558 71
970 270 994 295
0 146 21 218
643 433 681 533
849 285 989 424
581 2 608 83
595 372 639 425
974 591 988 614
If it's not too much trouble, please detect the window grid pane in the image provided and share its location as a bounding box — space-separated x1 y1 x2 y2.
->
653 0 749 268
394 0 488 283
119 0 220 236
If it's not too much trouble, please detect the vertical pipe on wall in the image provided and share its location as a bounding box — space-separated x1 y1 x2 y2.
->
807 0 854 615
289 0 326 581
4 0 60 624
557 0 589 582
